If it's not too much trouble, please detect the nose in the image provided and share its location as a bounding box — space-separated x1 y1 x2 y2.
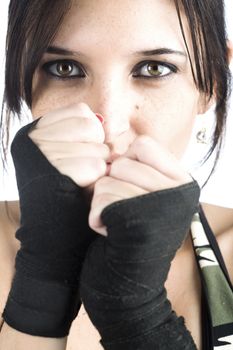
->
87 76 136 148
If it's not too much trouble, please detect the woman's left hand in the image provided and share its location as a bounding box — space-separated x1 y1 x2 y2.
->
81 137 200 349
89 135 192 235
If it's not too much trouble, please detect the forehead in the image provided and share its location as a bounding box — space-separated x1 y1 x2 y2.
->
53 0 189 55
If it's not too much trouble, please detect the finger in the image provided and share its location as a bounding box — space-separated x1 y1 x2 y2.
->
51 157 107 187
109 157 182 192
38 142 110 162
125 135 191 182
29 117 105 143
89 176 147 234
92 176 148 201
89 192 122 236
91 225 108 236
35 102 96 127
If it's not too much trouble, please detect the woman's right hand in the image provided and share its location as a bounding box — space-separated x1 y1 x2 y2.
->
2 102 107 339
29 102 110 187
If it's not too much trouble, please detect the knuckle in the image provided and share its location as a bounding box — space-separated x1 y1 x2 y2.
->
69 102 90 114
91 157 106 174
70 117 103 142
70 102 97 120
69 116 84 128
75 102 90 113
66 117 90 141
93 192 113 207
95 175 112 188
72 158 106 187
111 156 129 170
94 176 114 195
134 135 152 148
99 144 110 159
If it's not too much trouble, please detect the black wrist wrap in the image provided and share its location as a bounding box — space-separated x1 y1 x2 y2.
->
80 181 200 349
3 120 96 337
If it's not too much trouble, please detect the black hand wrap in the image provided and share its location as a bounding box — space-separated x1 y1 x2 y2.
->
80 181 200 349
2 119 96 337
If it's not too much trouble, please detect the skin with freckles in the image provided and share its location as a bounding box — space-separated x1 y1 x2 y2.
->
1 1 233 350
30 0 206 234
32 0 205 158
28 3 216 346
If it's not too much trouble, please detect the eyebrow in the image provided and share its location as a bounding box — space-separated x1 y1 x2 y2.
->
46 45 186 58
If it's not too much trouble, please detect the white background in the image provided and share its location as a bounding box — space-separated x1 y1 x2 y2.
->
0 1 233 206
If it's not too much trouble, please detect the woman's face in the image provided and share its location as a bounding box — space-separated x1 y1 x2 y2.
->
32 0 207 158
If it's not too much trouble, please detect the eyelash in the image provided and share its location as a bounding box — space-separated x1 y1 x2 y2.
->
42 59 178 81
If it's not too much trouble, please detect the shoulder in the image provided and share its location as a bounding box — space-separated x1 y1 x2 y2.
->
0 201 20 260
201 202 233 235
0 201 20 227
0 201 20 324
201 202 233 284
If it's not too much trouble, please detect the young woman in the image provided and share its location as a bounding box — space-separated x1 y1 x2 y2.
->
0 0 233 349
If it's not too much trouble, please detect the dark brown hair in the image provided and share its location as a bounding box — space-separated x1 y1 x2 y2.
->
1 0 232 177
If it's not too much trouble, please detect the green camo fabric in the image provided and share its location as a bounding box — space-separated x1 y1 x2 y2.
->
191 212 233 349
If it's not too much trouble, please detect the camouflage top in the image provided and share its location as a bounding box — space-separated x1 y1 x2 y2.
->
191 207 233 349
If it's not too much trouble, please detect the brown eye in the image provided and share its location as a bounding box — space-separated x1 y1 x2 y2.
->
140 62 171 77
147 63 166 76
57 62 73 77
42 59 86 79
133 61 177 79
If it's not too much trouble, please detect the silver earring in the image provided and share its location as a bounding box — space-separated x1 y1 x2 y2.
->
196 128 207 144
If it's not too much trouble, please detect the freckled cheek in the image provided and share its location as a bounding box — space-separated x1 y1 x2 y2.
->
135 94 198 158
159 106 197 157
166 117 195 158
31 74 83 117
31 89 80 118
